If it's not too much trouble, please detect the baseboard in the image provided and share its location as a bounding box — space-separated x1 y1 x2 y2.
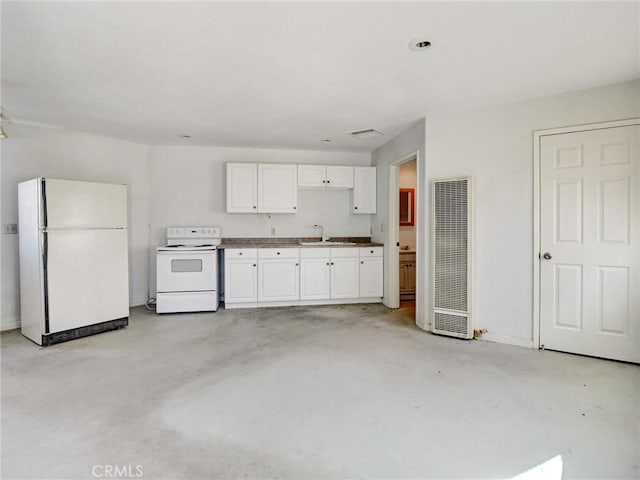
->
225 298 384 310
477 331 534 349
1 316 20 332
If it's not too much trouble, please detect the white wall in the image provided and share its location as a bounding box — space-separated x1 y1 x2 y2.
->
1 125 151 330
399 160 417 249
425 81 640 347
148 145 371 295
371 119 427 328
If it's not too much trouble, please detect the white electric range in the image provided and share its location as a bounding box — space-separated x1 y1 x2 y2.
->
156 227 221 313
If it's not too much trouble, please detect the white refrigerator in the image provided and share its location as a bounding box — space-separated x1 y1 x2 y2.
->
18 178 130 345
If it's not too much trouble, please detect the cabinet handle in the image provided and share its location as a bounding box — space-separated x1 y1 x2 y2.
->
355 206 358 210
361 261 364 264
370 250 374 253
253 206 257 209
322 180 326 183
326 262 330 266
295 263 299 266
239 252 243 255
327 180 330 184
331 262 334 266
252 264 256 267
277 252 280 255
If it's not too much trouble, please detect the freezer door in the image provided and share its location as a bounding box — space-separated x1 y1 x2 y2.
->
44 179 127 229
46 229 129 333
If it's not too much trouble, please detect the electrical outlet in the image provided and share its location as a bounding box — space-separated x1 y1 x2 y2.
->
3 224 17 234
270 227 276 236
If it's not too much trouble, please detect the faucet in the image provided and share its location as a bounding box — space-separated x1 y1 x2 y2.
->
313 224 329 242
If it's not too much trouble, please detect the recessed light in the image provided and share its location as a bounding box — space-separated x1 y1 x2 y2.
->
348 128 383 139
409 39 432 51
178 134 191 139
321 139 332 143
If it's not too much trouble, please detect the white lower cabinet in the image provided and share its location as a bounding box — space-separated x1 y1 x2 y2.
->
224 249 258 304
359 247 384 298
330 248 360 299
360 258 383 297
258 249 300 302
300 249 331 300
224 246 383 308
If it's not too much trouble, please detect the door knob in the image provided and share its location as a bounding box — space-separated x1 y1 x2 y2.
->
542 252 552 260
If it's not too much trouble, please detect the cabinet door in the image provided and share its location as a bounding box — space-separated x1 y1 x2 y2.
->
407 264 416 292
330 257 360 299
360 257 383 297
298 165 326 188
258 258 300 301
326 166 354 189
258 164 298 213
224 259 257 303
227 163 258 213
300 258 331 300
399 262 409 293
352 166 376 213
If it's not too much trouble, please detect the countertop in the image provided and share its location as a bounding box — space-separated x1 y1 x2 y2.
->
218 237 383 249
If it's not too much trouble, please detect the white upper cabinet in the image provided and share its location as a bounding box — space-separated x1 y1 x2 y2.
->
258 164 298 213
297 165 327 188
226 163 258 213
327 166 354 188
298 165 354 189
352 166 377 214
227 163 297 214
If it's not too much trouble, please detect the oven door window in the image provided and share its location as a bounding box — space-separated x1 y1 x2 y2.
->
171 258 203 273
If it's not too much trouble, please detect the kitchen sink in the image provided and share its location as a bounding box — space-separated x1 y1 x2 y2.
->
299 241 357 246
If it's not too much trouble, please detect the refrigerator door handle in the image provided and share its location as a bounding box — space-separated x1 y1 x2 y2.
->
40 177 48 229
42 231 50 334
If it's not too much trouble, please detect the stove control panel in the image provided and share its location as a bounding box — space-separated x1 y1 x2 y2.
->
166 227 221 239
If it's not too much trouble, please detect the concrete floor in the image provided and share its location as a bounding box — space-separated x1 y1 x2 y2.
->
1 303 639 479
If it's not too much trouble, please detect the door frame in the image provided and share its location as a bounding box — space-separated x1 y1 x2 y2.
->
388 151 419 311
532 117 640 349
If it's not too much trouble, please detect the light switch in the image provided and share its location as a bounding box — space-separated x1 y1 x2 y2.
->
3 224 17 234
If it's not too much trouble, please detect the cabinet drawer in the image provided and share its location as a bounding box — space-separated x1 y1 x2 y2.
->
225 248 258 259
360 247 383 257
258 248 299 259
300 247 330 259
330 247 359 258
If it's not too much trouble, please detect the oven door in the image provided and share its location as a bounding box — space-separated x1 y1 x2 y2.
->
157 251 217 292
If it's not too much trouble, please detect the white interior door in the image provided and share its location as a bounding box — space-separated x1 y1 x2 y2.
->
540 124 639 363
46 229 129 333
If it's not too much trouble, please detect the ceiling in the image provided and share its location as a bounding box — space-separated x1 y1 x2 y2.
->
2 1 638 152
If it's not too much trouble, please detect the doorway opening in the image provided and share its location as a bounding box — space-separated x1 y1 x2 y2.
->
388 154 418 322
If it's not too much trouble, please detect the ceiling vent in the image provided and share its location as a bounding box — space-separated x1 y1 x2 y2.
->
348 128 383 139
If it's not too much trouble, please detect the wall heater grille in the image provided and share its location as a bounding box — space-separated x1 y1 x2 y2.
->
432 178 473 339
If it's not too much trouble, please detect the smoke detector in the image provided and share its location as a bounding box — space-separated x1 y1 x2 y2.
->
348 128 383 139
